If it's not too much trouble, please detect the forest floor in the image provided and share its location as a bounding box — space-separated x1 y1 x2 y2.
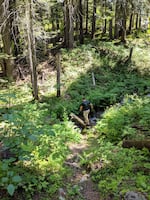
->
58 130 101 200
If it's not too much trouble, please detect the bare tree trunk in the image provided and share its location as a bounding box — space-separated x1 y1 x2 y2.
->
56 52 61 97
114 0 119 39
108 4 113 40
63 2 74 49
12 0 20 57
132 13 135 29
0 0 15 81
91 0 96 39
121 4 126 43
85 0 89 34
128 13 133 34
68 3 74 48
79 0 84 44
56 8 60 30
128 47 133 61
26 0 38 100
102 0 107 36
51 8 56 31
102 19 107 37
109 19 113 40
75 13 79 41
135 13 139 29
139 10 142 29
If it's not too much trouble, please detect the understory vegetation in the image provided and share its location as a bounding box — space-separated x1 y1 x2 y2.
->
0 37 150 199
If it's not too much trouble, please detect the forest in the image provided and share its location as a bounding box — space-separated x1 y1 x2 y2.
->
0 0 150 199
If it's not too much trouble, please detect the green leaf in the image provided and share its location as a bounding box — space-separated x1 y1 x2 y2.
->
2 163 8 170
143 163 150 169
7 184 15 196
12 175 22 183
7 171 14 177
1 177 8 183
28 134 37 141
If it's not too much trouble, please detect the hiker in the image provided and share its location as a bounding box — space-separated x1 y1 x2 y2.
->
79 97 93 126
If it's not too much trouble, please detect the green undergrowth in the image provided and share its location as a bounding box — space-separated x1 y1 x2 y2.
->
0 37 150 199
79 95 150 199
96 95 150 142
0 98 81 198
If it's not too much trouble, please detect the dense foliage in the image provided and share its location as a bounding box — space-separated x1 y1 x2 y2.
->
0 37 150 199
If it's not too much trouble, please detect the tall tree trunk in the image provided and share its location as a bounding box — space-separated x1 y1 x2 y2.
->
128 13 133 34
79 0 84 44
75 13 79 41
91 0 96 39
102 19 107 36
121 18 126 43
56 8 60 30
139 10 142 29
121 4 126 43
135 13 139 29
51 8 56 31
108 4 113 40
0 0 15 81
114 0 120 39
102 0 107 36
68 3 74 48
26 0 38 100
56 52 61 97
63 2 74 49
132 13 135 29
11 0 20 57
109 19 113 40
85 0 89 34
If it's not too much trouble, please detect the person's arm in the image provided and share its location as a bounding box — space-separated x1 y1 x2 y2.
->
90 103 93 110
80 105 83 112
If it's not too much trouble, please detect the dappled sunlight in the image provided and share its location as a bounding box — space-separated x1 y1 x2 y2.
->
61 48 95 90
0 38 150 199
0 84 33 108
132 47 150 75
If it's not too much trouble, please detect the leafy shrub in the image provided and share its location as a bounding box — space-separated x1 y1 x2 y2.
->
95 95 150 142
0 101 81 197
80 139 150 199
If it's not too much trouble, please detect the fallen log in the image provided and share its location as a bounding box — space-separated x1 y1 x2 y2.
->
70 113 86 128
122 140 150 150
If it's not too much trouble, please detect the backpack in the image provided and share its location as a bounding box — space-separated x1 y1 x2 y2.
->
82 100 90 111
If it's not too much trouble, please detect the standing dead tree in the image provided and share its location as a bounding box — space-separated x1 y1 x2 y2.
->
26 0 38 100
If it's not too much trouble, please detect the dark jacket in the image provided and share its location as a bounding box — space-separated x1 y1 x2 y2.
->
80 100 91 111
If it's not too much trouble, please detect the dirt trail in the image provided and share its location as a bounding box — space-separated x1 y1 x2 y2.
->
62 133 101 200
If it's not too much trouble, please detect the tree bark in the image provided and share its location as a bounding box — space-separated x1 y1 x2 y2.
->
121 4 126 43
0 0 15 81
109 19 113 40
56 52 61 97
70 113 86 128
114 0 120 39
108 4 113 40
79 0 84 44
26 0 38 100
63 2 74 49
128 47 133 61
91 0 96 39
135 13 139 29
102 19 107 36
68 3 74 48
85 0 89 34
56 7 60 30
102 0 107 36
139 10 142 29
